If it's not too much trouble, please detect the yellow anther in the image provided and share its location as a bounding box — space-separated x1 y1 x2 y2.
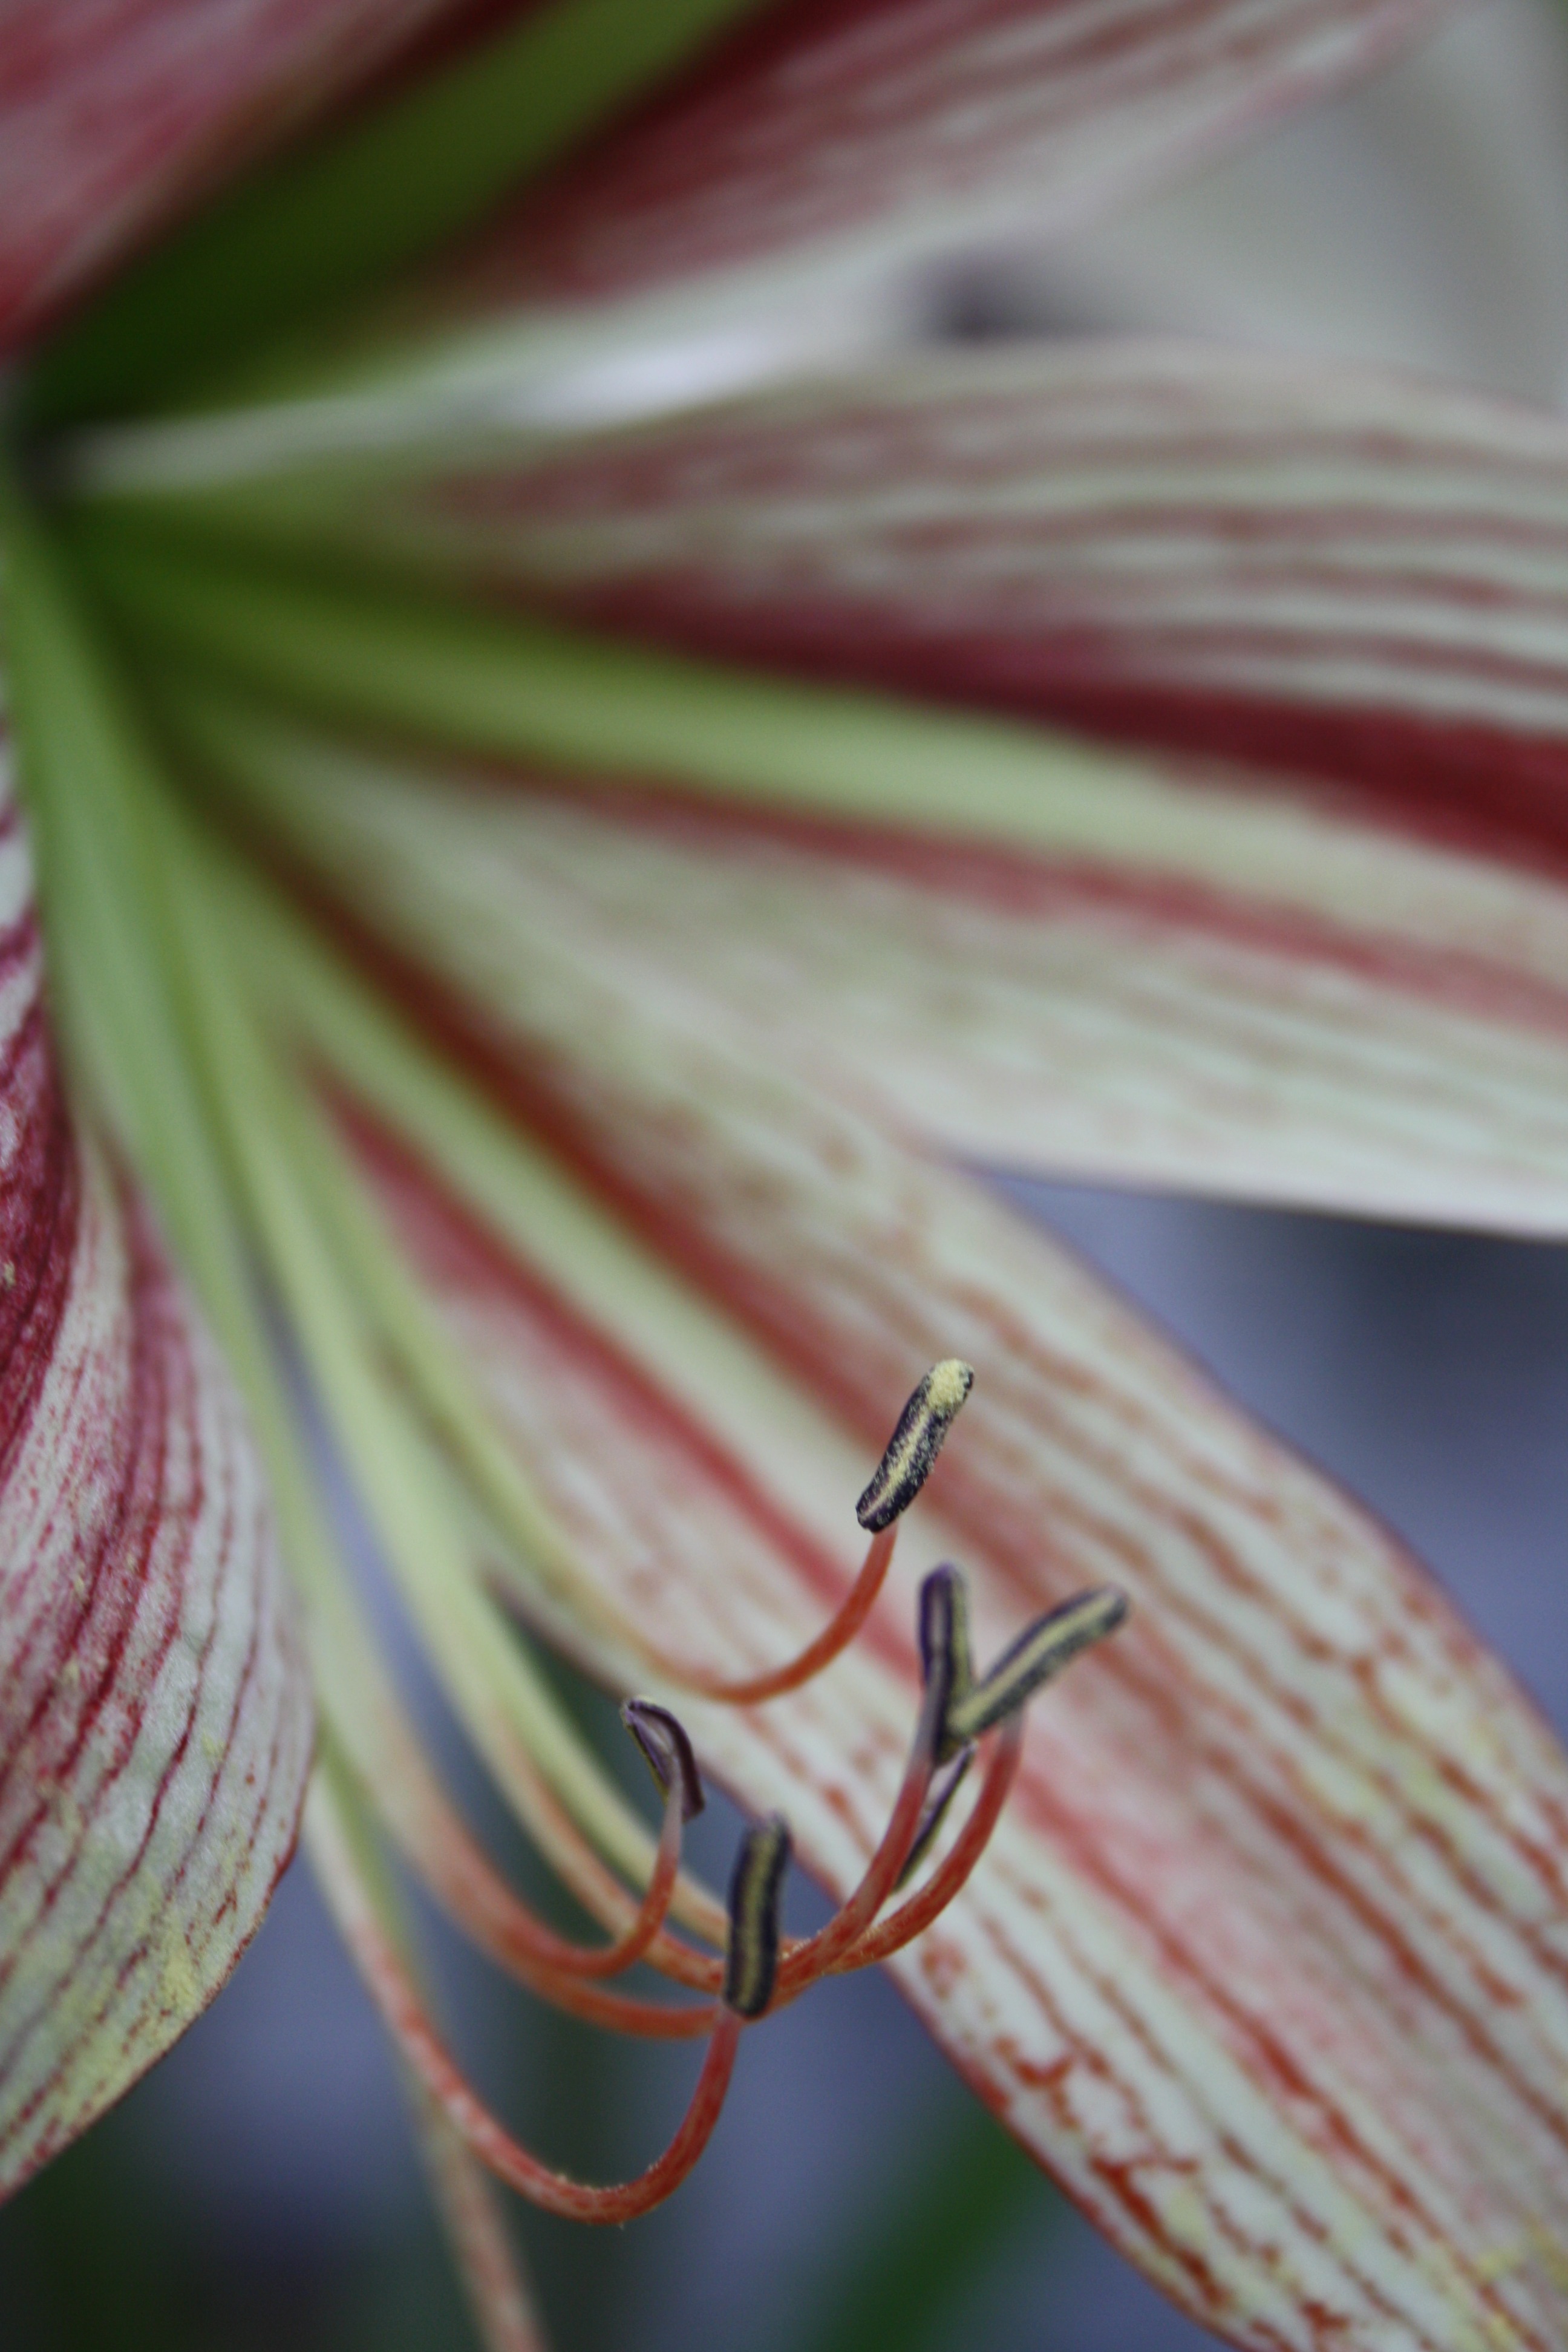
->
947 1588 1128 1749
724 1817 792 2019
856 1359 975 1532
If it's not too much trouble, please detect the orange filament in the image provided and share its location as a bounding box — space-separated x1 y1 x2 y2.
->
440 1777 689 1983
488 1975 719 2041
391 1839 725 2026
563 1776 685 1978
671 1524 898 1704
472 1720 727 1988
834 1716 1024 1972
775 1711 942 1993
376 1722 729 1998
331 1805 742 2217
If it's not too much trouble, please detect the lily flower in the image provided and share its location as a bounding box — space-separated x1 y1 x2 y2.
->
7 3 1568 2348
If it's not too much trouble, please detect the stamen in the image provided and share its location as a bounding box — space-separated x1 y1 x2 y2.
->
947 1586 1128 1749
622 1698 705 1821
895 1746 975 1889
724 1816 792 2018
322 1315 1129 2215
676 1523 897 1705
856 1359 974 1532
668 1356 969 1707
778 1568 1128 2002
918 1563 975 1762
838 1717 1025 1972
309 1770 742 2218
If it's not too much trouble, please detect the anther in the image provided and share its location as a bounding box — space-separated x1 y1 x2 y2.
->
724 1816 792 2019
638 1360 972 1711
918 1564 975 1763
622 1699 705 1823
946 1587 1128 1750
856 1359 975 1532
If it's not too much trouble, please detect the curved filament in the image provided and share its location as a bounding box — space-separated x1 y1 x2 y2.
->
456 1723 728 1991
333 1664 730 2002
559 1775 686 1978
384 1916 738 2213
311 1770 741 2214
425 1772 696 1983
371 1797 725 2030
834 1717 1023 1972
775 1722 937 1993
656 1525 898 1705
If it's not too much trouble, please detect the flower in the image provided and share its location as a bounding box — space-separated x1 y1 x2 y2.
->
5 4 1568 2349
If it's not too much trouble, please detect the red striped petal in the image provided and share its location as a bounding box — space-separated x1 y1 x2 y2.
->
400 342 1568 871
274 731 1568 1232
313 917 1568 2352
160 626 1568 1240
0 0 486 351
440 0 1446 324
0 743 312 2197
216 342 1568 1231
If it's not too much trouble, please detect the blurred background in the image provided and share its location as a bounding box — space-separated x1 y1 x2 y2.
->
10 1 1568 2345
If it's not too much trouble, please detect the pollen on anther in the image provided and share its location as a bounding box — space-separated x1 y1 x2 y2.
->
947 1587 1128 1748
724 1817 791 2019
856 1359 974 1532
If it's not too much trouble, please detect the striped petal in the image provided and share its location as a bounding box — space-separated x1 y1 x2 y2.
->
365 1101 1568 2352
179 684 1568 1232
0 0 482 350
54 2 1454 477
198 742 1568 2351
359 342 1568 865
80 505 1568 1233
116 340 1568 1231
440 0 1449 327
0 731 312 2197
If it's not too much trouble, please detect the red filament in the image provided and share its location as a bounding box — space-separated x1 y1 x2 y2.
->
653 1524 898 1704
351 1866 742 2218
